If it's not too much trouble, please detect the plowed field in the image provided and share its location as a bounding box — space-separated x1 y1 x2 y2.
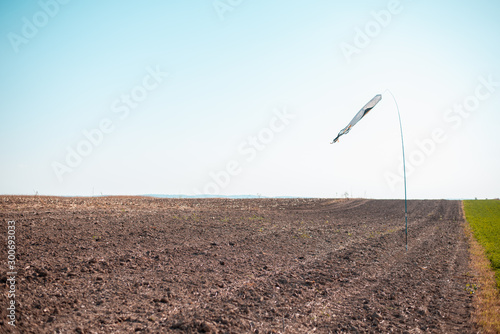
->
0 197 476 333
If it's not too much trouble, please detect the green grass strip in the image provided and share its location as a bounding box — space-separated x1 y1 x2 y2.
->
464 199 500 289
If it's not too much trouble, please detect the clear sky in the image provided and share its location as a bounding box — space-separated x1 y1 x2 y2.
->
1 0 499 199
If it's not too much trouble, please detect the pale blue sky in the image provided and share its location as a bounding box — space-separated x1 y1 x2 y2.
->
1 0 499 199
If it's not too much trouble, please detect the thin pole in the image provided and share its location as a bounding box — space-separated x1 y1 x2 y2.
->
385 90 408 251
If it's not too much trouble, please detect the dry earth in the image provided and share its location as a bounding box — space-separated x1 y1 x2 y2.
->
0 196 476 333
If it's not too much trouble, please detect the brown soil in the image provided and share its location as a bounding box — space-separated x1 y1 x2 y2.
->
0 197 477 333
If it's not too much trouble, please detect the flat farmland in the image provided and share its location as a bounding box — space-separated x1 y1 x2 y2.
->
0 197 476 333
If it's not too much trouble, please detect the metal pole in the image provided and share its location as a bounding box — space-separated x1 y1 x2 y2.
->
385 90 408 251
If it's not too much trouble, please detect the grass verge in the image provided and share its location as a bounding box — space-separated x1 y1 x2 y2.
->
464 200 500 287
463 200 500 333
